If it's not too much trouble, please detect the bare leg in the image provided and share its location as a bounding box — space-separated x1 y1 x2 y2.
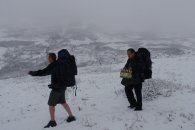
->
62 103 73 117
49 106 55 121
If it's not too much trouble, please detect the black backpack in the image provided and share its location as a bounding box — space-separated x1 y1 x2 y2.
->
137 48 152 79
57 49 78 87
69 55 78 76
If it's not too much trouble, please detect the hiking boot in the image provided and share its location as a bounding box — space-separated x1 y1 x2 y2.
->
134 107 142 111
66 116 76 123
44 121 57 128
128 105 136 109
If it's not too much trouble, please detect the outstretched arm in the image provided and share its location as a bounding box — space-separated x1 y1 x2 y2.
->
29 63 54 76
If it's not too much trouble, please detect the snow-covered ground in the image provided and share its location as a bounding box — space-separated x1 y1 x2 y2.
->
0 47 7 69
0 30 195 130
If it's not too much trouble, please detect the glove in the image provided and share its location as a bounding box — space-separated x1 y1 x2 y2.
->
48 84 53 89
28 71 36 76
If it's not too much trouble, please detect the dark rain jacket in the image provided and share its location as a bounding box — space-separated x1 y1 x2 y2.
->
124 53 145 84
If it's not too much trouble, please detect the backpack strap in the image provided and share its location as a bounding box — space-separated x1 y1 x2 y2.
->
74 83 78 96
72 83 78 96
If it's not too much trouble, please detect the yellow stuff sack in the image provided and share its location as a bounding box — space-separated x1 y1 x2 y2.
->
120 69 132 79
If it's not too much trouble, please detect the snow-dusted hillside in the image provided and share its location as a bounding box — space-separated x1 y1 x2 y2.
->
0 30 195 130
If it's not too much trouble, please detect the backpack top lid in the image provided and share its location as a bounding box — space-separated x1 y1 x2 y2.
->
58 49 70 59
138 48 151 58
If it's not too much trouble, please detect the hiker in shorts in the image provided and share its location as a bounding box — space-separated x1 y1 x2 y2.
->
29 50 77 128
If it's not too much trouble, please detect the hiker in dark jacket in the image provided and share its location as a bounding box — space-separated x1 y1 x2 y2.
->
28 52 76 128
124 48 145 111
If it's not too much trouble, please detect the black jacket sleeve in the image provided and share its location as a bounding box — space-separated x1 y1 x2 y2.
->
124 59 130 69
29 63 55 76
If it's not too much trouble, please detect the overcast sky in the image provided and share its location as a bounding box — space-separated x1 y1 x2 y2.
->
0 0 195 34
